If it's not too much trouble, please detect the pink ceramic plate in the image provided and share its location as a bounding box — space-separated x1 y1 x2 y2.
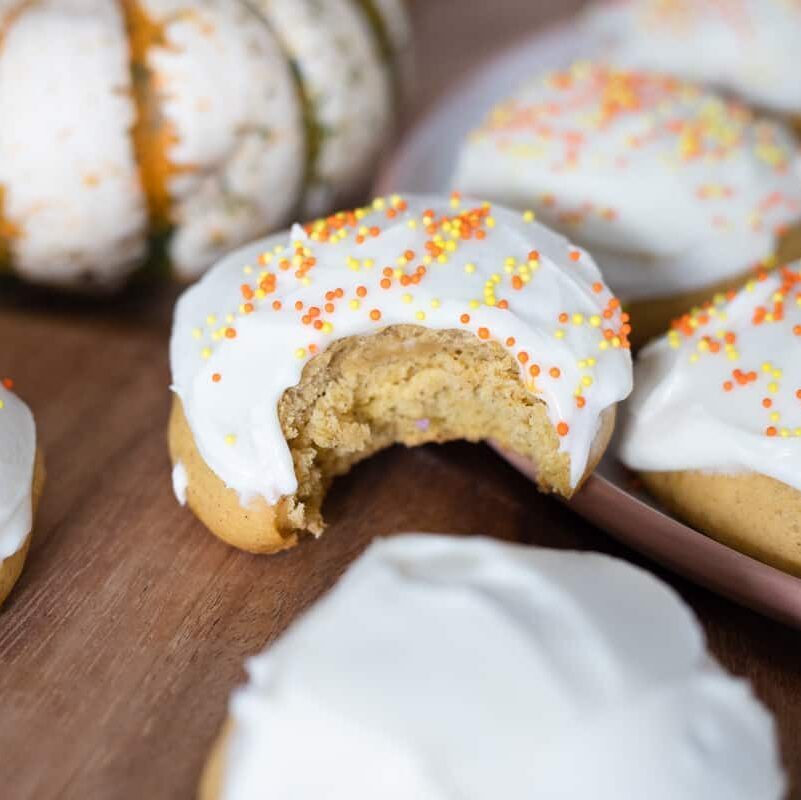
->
375 23 801 628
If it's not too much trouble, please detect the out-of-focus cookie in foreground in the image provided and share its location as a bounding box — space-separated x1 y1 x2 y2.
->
619 262 801 576
168 194 633 554
200 534 785 799
0 380 44 606
453 62 801 347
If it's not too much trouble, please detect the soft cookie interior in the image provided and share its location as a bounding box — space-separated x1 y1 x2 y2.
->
170 325 614 553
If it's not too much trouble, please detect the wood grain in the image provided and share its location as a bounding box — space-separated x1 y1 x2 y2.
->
2 2 801 798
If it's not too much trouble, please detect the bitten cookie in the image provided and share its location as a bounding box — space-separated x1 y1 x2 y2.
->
584 0 801 136
452 62 801 346
0 381 45 607
200 534 784 799
169 194 632 553
619 262 801 576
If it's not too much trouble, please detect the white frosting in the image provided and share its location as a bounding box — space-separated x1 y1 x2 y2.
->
585 0 801 116
0 385 36 562
249 0 393 218
219 534 784 800
136 0 306 280
0 0 148 289
170 194 632 506
620 262 801 488
452 62 801 301
172 461 188 506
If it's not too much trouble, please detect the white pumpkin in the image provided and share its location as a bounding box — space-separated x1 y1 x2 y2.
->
0 0 411 290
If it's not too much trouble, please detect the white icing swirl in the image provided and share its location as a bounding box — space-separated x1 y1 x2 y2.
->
585 0 801 116
170 194 632 505
0 385 36 562
452 62 801 301
620 262 801 487
219 534 784 800
0 0 148 289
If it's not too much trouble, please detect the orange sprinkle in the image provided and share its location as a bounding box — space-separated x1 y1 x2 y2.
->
723 381 733 392
549 367 561 379
2 377 13 390
272 300 282 311
477 327 490 339
295 300 304 311
576 396 586 408
517 352 529 364
460 313 470 324
325 303 335 313
497 299 509 310
766 426 778 437
356 286 367 298
212 373 221 383
529 364 541 377
225 328 236 339
762 398 773 408
370 309 381 321
559 312 569 324
569 251 581 262
506 337 516 347
592 282 603 293
556 421 570 436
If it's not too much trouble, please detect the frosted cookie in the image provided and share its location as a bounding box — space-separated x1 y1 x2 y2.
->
0 380 44 607
0 0 149 289
200 534 784 800
169 194 632 554
452 63 801 346
125 0 306 281
619 262 801 576
584 0 801 135
249 0 393 218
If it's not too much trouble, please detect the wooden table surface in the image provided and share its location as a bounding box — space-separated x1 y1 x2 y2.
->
2 2 800 798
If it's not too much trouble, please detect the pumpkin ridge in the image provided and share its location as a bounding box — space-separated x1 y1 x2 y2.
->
0 186 21 271
121 0 198 233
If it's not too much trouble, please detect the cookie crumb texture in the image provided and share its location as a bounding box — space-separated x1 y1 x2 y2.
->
170 325 612 553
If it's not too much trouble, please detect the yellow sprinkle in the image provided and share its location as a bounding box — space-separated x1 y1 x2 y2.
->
762 362 773 372
572 313 584 325
415 311 426 321
243 265 253 275
430 299 441 309
770 412 780 422
402 293 413 304
469 299 480 309
523 210 536 222
465 263 476 274
206 314 217 325
768 382 779 393
295 348 307 359
582 376 593 386
349 299 361 310
589 315 601 327
322 322 333 334
201 347 212 359
554 330 565 339
225 434 237 446
192 327 202 340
